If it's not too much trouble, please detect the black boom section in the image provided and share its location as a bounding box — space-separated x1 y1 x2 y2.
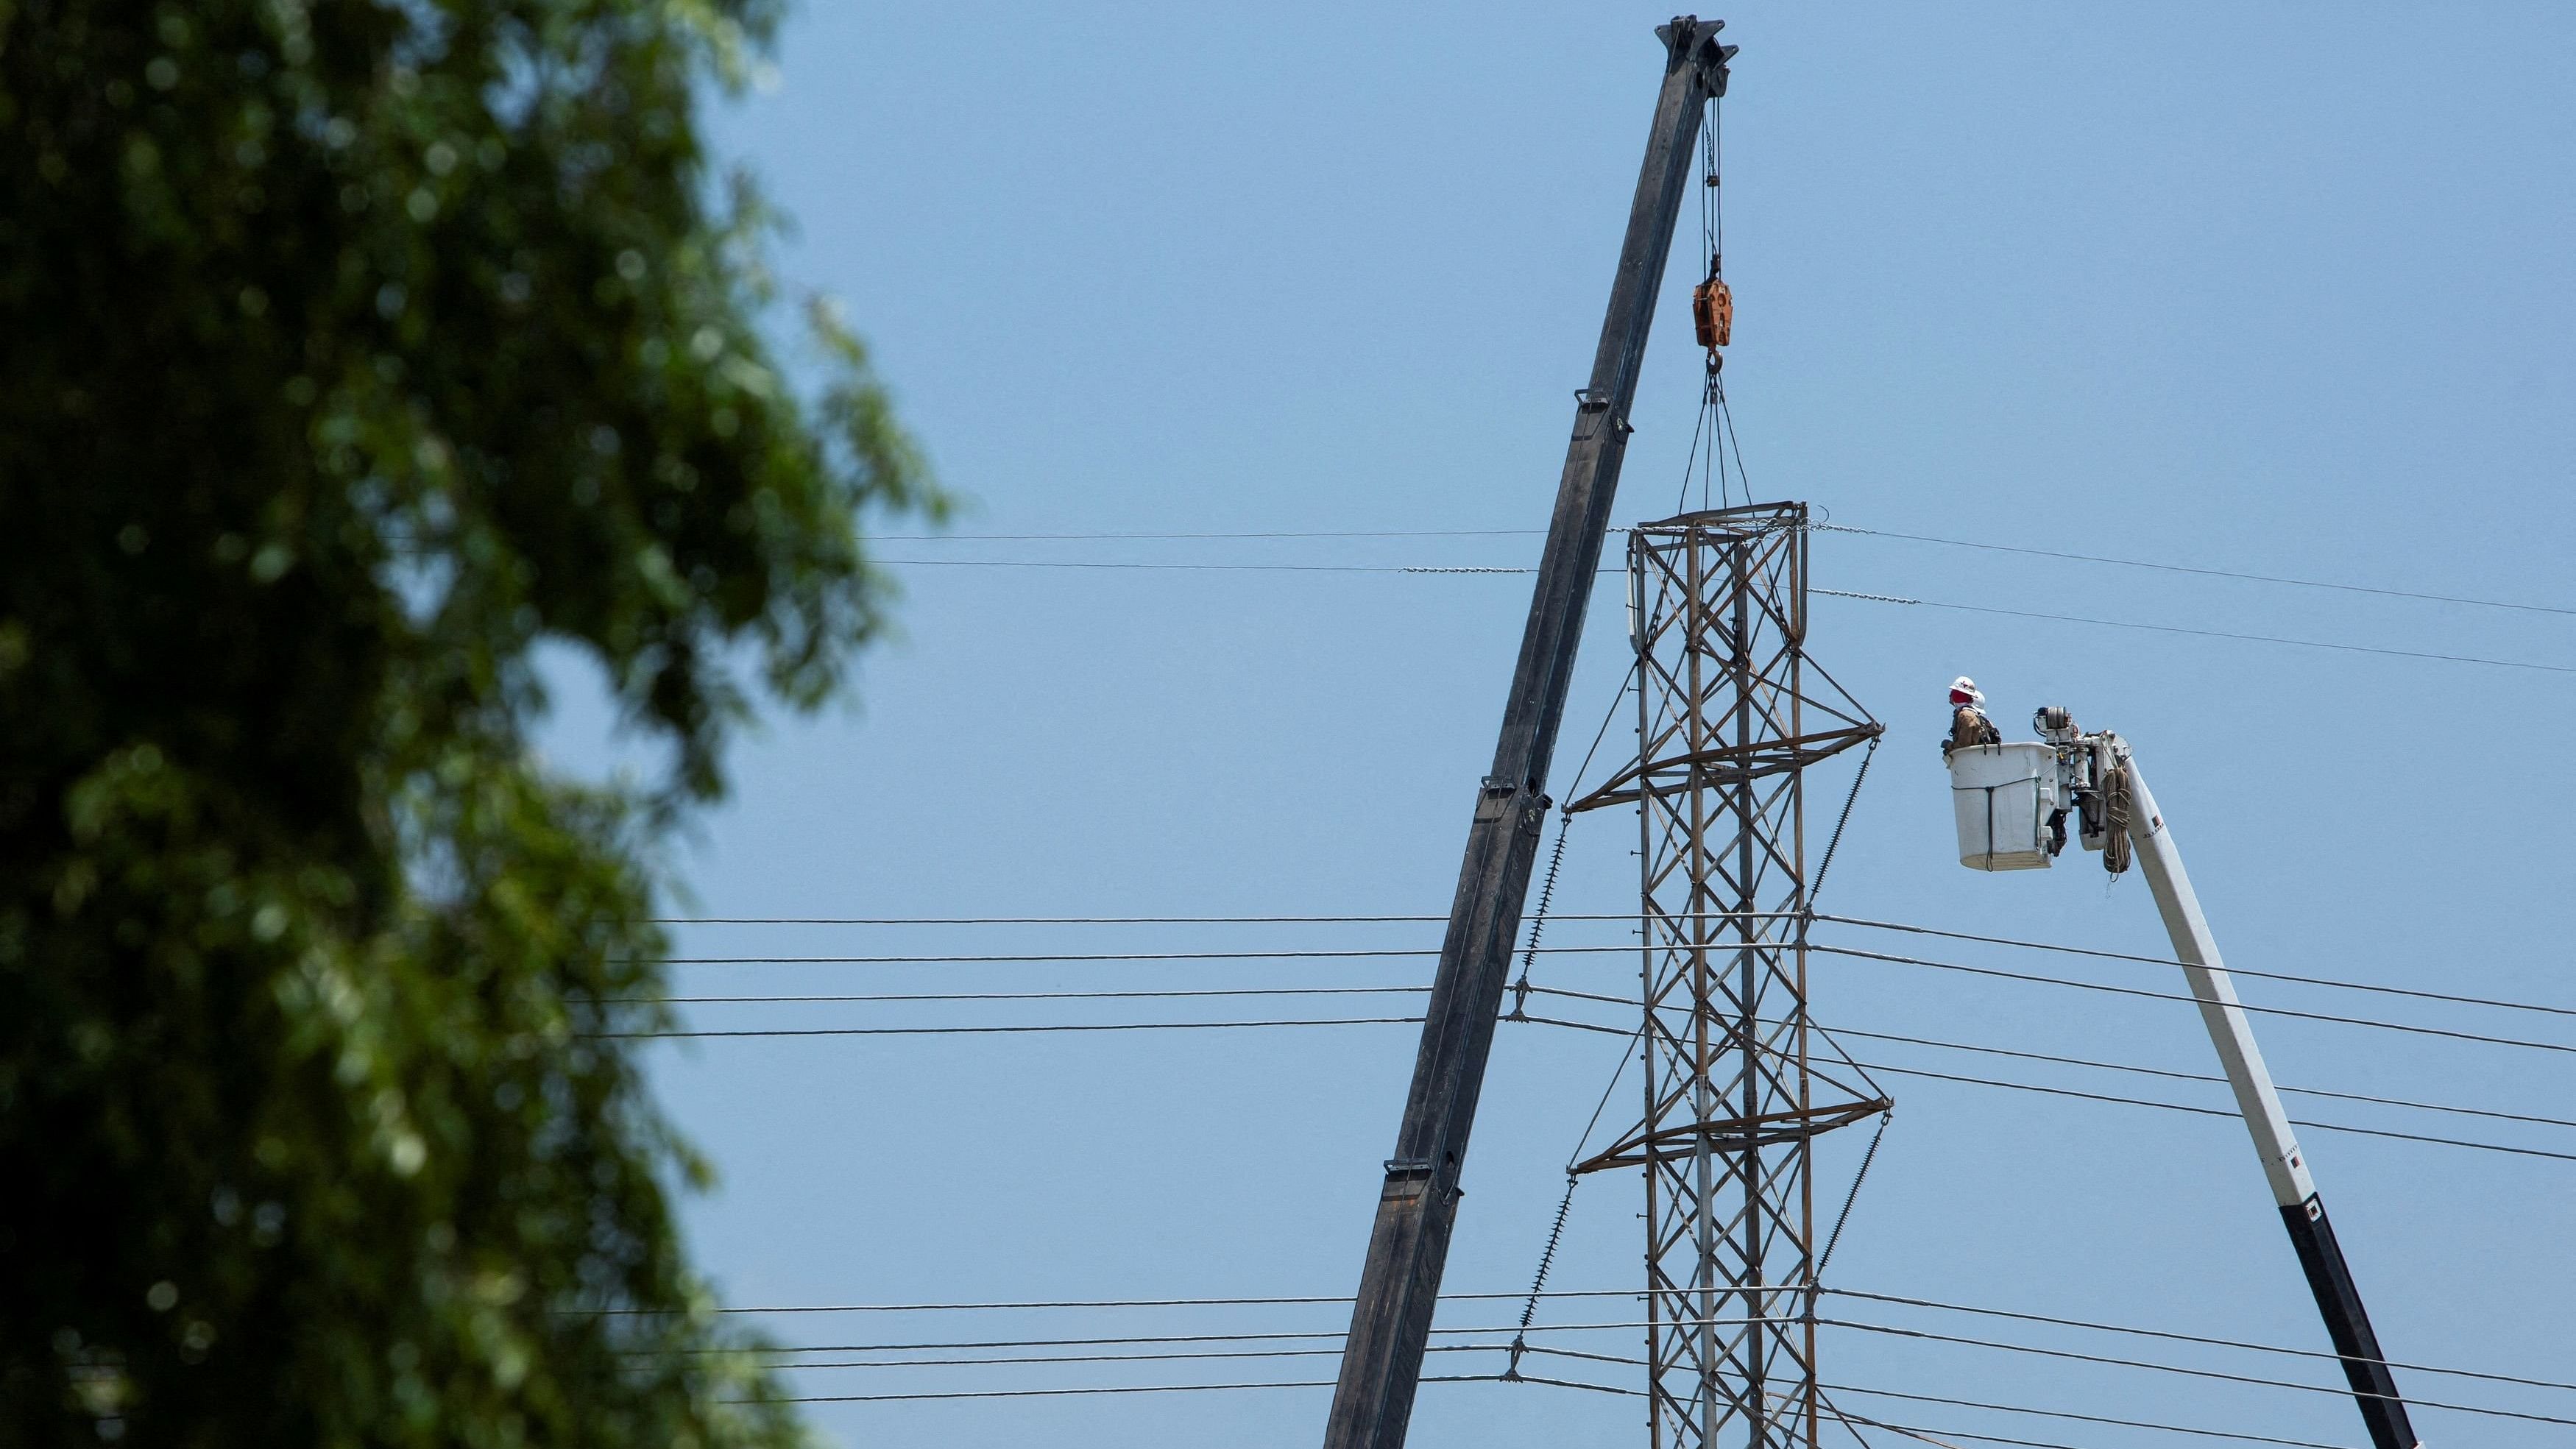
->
2280 1196 2420 1449
1317 18 1737 1449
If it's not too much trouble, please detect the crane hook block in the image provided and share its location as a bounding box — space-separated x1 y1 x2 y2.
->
1692 276 1734 351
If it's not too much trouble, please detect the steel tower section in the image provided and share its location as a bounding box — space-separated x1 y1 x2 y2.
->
1567 504 1884 1449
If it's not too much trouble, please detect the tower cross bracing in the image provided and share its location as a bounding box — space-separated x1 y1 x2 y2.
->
1568 503 1883 1449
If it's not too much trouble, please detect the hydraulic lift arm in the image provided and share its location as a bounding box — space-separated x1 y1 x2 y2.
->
1953 711 2420 1449
2120 747 2422 1449
1318 19 1735 1449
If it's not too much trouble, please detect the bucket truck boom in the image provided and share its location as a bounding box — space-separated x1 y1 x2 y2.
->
1947 708 2421 1449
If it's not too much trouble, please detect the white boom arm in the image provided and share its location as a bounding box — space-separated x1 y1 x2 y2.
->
2117 743 2418 1449
1949 717 2421 1449
2120 753 2317 1208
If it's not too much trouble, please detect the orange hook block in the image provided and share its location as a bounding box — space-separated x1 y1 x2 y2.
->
1692 274 1733 352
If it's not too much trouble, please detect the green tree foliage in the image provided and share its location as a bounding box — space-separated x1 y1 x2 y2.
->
0 1 938 1442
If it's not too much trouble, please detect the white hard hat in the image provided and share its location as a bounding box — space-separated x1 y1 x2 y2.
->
1948 676 1984 707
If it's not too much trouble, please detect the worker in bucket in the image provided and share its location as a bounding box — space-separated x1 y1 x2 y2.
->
1941 675 2000 759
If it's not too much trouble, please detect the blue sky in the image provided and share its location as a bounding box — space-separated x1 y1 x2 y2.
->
551 5 2575 1445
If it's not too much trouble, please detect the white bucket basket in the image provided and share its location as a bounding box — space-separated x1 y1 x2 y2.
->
1949 742 2058 871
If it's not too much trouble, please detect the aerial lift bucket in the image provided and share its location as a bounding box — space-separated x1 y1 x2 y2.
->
1947 741 2057 871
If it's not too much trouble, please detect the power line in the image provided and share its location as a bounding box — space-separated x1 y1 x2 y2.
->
879 558 1545 575
871 522 2575 617
1517 988 2575 1133
1523 1010 2576 1162
641 913 2576 1028
874 556 2575 676
762 1379 1484 1410
648 945 1634 966
614 998 2569 1157
1811 588 2576 676
626 1286 1772 1316
771 1343 1497 1372
1836 1288 2576 1397
1499 1360 2357 1449
1823 1318 2576 1428
1805 1018 2576 1133
645 937 2573 1049
713 1325 1521 1356
645 986 1428 1006
717 1314 2576 1400
1819 1383 2345 1449
651 1300 2576 1423
654 913 1456 925
696 1300 2576 1403
598 1016 1426 1041
1808 942 2576 1058
875 529 1544 541
620 998 2569 1155
1509 1369 1638 1397
1822 914 2576 1022
768 1323 1827 1367
1836 1057 2576 1163
743 1330 1359 1354
743 1339 2572 1433
1834 1410 2257 1449
1827 1408 2090 1449
1811 522 2576 618
863 559 2576 676
652 913 1754 927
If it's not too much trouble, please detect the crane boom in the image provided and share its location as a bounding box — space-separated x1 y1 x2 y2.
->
1317 19 1735 1449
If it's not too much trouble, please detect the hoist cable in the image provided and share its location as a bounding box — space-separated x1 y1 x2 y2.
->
1715 377 1752 509
1673 380 1716 517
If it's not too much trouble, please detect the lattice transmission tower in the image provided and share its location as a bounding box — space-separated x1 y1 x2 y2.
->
1565 503 1886 1449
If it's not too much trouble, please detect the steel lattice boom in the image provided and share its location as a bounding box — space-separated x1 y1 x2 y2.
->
1570 503 1883 1449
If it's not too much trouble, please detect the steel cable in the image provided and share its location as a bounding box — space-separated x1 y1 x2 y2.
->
1819 914 2576 1021
1807 941 2576 1057
1822 1318 2576 1426
1819 1384 2343 1449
